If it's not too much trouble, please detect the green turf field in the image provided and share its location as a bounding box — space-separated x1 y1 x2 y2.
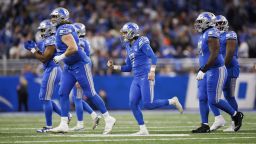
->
0 111 255 144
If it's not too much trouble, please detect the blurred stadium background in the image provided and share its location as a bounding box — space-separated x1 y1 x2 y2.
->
0 0 255 112
0 0 256 143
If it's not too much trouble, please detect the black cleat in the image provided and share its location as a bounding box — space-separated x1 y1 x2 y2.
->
92 115 101 130
232 111 244 132
192 123 210 133
36 127 52 133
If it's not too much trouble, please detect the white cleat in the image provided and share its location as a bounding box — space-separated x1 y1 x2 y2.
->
210 115 226 131
131 129 149 136
92 115 101 130
48 123 69 133
69 125 84 131
103 116 116 135
223 121 235 132
169 96 183 114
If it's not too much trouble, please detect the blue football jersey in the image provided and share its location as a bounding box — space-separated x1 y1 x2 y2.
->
37 35 58 69
219 31 239 68
198 28 224 69
55 24 90 65
124 36 152 76
79 38 91 57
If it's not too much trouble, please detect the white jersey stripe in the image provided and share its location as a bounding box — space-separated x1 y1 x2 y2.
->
46 67 57 100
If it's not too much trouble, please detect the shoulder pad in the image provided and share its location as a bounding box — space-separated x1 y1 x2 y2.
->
44 36 55 46
58 26 73 36
226 31 237 40
207 28 220 38
138 36 150 49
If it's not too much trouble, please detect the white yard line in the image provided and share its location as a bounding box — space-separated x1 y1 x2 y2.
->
0 134 190 138
1 137 255 143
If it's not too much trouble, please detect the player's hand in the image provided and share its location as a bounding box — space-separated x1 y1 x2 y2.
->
196 70 205 80
107 60 114 69
53 54 66 64
148 71 155 81
24 40 37 51
75 82 81 89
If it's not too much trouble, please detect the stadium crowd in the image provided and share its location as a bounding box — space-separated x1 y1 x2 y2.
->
0 0 256 75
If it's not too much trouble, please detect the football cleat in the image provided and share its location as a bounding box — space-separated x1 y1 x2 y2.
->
36 127 52 133
131 129 149 136
210 115 226 131
68 113 72 125
232 111 244 132
131 126 149 136
92 115 101 130
48 123 69 133
223 121 235 132
103 116 116 135
192 123 210 133
69 124 84 131
169 97 183 114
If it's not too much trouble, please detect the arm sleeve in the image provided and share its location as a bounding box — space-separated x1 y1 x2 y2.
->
141 43 157 65
121 56 132 72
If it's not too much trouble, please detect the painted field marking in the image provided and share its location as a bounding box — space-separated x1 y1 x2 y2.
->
1 137 255 143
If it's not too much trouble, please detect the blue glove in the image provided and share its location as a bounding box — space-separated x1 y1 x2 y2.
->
24 40 37 51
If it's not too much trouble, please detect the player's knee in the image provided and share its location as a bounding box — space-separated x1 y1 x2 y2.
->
143 102 154 110
199 96 207 104
208 98 218 106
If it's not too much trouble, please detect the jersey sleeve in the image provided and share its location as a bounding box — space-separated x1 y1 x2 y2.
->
226 31 237 40
44 36 55 47
141 43 157 65
138 36 150 49
84 39 91 56
207 29 220 38
58 27 73 36
121 56 132 72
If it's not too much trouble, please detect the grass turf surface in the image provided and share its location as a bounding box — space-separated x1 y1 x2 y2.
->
0 111 255 144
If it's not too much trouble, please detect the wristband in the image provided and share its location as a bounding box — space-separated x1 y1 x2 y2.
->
150 67 156 72
113 65 121 70
31 48 36 54
59 53 66 60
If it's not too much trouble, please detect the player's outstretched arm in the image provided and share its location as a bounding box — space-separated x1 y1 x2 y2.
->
225 39 236 66
107 57 132 72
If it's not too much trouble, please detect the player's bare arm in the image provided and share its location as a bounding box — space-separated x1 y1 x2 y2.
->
34 45 55 63
53 34 78 63
203 37 220 71
225 39 236 66
62 34 78 56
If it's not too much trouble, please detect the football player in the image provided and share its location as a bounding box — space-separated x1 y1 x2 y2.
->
107 22 183 135
192 12 243 133
48 7 116 134
70 23 100 131
215 15 241 132
24 19 71 133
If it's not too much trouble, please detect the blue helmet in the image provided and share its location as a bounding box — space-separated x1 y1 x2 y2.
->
194 12 215 32
215 15 229 32
50 7 69 25
73 23 86 37
37 19 55 39
120 22 140 42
